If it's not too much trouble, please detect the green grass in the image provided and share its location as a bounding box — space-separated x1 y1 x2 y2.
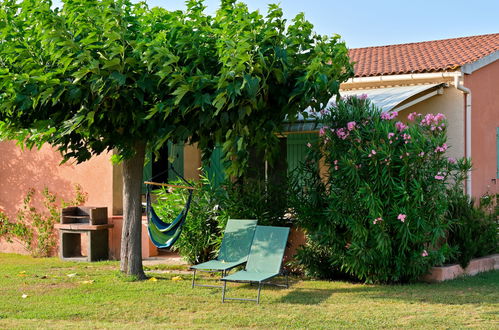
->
0 253 498 329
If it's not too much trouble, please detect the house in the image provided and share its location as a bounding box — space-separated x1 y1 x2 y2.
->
1 33 498 257
284 33 499 198
343 33 499 198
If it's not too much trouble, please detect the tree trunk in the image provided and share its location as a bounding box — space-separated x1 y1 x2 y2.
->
119 141 147 279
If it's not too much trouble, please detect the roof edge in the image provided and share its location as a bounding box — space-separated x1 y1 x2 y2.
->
461 50 499 74
342 72 461 89
348 33 499 52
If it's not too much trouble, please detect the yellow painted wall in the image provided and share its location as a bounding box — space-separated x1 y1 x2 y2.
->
397 87 465 160
183 143 202 181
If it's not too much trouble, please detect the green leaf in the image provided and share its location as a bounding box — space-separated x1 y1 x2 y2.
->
172 84 191 106
212 92 227 114
102 58 121 70
109 71 126 86
243 74 259 98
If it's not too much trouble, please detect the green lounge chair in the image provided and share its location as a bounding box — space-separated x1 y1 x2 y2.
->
190 219 257 288
221 225 290 304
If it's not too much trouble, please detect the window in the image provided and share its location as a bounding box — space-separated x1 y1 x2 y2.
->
142 142 184 193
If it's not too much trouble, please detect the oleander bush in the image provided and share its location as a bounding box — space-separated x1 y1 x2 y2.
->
290 95 471 283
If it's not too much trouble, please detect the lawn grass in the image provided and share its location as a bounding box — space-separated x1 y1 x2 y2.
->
0 253 498 329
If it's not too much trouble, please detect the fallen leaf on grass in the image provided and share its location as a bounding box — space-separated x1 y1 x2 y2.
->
21 294 28 299
79 280 94 284
172 276 182 282
67 273 77 278
148 277 158 282
17 274 28 277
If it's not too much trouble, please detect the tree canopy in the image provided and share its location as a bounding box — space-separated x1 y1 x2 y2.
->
0 0 353 277
0 0 353 171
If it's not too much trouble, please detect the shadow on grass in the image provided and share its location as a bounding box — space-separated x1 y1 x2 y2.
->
365 271 499 305
278 288 335 305
278 270 499 305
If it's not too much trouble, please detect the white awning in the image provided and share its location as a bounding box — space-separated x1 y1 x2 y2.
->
340 84 444 112
283 83 445 132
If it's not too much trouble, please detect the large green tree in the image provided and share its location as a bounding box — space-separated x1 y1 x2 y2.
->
0 0 353 277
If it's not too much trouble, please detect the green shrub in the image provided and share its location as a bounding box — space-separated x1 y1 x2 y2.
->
0 209 31 245
151 173 291 264
151 176 226 265
290 96 471 283
0 185 87 257
446 192 498 268
218 177 291 227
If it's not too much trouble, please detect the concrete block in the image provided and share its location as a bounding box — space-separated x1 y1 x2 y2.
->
423 254 497 282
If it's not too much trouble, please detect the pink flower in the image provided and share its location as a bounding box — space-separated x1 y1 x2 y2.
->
407 112 418 121
420 114 433 126
388 132 395 139
395 121 407 132
447 157 456 164
421 113 446 127
334 165 339 171
435 175 445 180
421 250 428 257
381 111 398 120
319 127 325 136
419 151 425 157
336 128 349 140
371 150 376 155
358 93 368 100
397 214 406 222
347 121 357 131
306 143 312 148
373 217 383 224
333 160 338 165
435 143 448 153
434 113 445 122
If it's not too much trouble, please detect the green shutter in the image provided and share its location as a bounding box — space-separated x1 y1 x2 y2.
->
204 144 225 187
168 142 184 182
496 127 499 178
142 151 152 194
286 133 318 174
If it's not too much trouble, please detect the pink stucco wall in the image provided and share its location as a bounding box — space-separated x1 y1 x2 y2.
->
0 141 114 254
464 59 499 198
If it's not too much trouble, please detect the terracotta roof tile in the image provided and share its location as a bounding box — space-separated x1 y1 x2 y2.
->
349 33 499 77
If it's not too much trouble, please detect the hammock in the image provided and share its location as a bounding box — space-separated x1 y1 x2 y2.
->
145 178 194 249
